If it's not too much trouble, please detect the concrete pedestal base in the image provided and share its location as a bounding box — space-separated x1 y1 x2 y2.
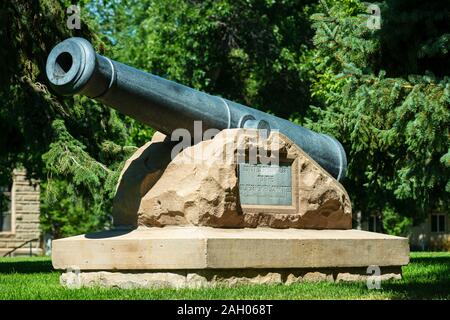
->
52 227 409 288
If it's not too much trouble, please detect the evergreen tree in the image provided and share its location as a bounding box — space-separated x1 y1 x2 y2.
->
0 1 137 237
89 0 449 234
306 0 449 233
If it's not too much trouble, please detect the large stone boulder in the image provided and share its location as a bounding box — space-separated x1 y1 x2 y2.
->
112 129 351 229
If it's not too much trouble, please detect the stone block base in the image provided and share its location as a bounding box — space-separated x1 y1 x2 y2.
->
52 226 409 288
61 267 403 289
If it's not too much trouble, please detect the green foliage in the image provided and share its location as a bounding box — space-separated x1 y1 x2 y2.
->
0 1 137 237
305 0 450 225
382 207 413 236
88 0 316 119
40 180 110 238
43 120 111 194
378 0 450 77
39 118 135 235
441 150 450 192
42 119 132 199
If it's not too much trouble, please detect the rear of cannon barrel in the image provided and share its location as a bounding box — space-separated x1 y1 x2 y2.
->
45 37 347 181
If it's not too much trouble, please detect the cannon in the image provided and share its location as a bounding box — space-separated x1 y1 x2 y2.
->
46 37 347 181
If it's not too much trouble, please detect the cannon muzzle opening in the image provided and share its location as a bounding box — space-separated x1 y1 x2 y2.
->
46 37 97 96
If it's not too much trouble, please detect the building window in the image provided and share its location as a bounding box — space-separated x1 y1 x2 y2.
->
0 185 12 232
368 214 383 233
431 214 446 233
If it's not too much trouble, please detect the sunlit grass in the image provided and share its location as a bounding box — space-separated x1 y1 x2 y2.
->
0 252 448 300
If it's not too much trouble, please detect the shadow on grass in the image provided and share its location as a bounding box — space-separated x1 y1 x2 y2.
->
409 256 450 264
0 254 448 300
382 254 450 299
0 259 54 274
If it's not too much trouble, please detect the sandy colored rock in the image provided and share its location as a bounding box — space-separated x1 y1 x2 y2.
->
60 267 403 289
112 132 173 226
136 129 352 229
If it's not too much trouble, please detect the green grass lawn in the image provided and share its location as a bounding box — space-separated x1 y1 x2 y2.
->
0 252 448 300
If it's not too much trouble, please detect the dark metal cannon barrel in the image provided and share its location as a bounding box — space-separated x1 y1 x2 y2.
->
46 37 347 181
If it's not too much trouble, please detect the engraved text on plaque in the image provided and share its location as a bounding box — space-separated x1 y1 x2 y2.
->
238 163 292 206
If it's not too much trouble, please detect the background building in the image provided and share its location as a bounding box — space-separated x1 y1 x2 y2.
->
0 170 42 256
355 211 449 251
409 213 449 251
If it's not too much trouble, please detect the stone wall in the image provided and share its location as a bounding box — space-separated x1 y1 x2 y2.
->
0 169 42 256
